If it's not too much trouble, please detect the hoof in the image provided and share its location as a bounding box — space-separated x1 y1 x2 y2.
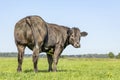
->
17 68 22 72
48 69 53 72
34 69 38 73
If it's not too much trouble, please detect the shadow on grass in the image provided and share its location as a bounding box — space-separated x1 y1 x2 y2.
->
24 69 33 73
24 69 48 73
24 69 74 73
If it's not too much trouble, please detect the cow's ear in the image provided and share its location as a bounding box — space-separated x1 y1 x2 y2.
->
81 31 88 37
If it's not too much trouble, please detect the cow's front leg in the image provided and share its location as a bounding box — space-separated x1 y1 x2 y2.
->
32 46 40 72
47 54 53 72
53 45 63 72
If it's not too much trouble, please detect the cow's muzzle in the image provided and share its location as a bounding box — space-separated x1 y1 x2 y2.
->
74 42 80 48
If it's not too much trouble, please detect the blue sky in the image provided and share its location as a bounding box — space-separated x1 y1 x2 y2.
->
0 0 120 55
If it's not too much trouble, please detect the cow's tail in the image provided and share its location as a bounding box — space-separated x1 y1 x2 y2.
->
26 16 39 48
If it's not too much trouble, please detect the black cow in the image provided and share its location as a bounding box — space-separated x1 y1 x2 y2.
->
14 15 88 72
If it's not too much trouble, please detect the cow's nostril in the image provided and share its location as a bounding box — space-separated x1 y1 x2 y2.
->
77 42 79 44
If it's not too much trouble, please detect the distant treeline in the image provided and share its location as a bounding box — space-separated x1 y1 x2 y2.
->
0 52 108 58
0 52 30 57
61 54 108 58
0 52 120 59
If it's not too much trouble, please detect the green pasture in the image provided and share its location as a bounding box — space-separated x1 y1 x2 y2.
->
0 57 120 80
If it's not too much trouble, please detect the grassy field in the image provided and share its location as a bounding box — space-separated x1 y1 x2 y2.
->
0 57 120 80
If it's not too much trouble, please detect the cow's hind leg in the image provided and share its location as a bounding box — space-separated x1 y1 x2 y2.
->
17 44 25 72
47 54 53 72
32 46 40 72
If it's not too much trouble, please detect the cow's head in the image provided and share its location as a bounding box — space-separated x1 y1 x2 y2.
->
68 27 88 48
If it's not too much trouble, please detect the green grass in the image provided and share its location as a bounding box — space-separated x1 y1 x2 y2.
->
0 57 120 80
